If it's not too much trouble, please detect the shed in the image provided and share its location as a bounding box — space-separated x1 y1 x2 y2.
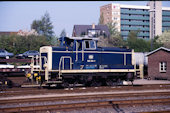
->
147 47 170 80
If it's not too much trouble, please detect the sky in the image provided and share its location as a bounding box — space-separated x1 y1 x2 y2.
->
0 1 170 37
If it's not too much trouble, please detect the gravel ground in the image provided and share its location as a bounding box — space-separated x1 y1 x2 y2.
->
35 104 170 113
1 89 170 101
1 95 170 109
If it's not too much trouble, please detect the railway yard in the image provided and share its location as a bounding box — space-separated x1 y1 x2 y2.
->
0 78 170 113
0 55 170 113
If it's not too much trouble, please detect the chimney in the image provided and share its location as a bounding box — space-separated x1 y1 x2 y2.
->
92 23 95 29
146 1 150 6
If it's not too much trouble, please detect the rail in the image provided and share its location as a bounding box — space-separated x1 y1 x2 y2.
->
0 91 170 112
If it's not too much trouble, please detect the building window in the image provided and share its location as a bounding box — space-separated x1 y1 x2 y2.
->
159 62 167 72
112 17 117 20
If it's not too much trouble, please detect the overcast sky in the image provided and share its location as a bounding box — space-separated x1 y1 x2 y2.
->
0 1 170 37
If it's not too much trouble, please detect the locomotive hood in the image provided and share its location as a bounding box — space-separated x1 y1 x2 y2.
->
98 47 132 52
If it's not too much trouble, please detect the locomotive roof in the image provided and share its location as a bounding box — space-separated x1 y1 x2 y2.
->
64 36 99 40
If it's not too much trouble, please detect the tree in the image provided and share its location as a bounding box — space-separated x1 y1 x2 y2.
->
0 34 50 55
108 33 125 47
106 21 125 47
127 30 139 41
156 30 170 48
98 12 104 25
107 21 119 36
0 35 15 53
150 36 162 50
126 30 151 52
50 36 60 46
60 29 67 37
97 21 125 47
97 36 109 47
31 12 54 41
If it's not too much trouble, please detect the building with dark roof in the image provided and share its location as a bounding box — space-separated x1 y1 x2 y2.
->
147 47 170 80
72 24 110 38
0 32 18 36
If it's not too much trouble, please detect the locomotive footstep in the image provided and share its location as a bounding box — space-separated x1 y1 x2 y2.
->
64 88 74 90
79 87 86 89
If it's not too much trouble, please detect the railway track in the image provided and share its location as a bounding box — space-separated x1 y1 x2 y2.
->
0 90 170 112
1 83 170 112
1 84 170 97
1 97 170 113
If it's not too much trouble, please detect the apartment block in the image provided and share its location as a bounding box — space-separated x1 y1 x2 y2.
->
100 2 170 39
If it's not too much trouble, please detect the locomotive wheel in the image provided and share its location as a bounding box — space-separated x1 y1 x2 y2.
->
106 79 114 86
73 81 78 88
90 80 101 87
116 79 123 85
63 81 70 88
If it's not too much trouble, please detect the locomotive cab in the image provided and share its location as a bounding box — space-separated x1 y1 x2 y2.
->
59 36 97 51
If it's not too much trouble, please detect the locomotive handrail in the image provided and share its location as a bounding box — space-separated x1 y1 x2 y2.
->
31 56 40 66
30 56 40 74
58 56 73 79
43 56 48 65
42 56 48 81
40 56 48 68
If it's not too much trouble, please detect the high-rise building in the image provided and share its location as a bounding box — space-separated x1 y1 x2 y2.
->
100 2 170 39
148 1 162 40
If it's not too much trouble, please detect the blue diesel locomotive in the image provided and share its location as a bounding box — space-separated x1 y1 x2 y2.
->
31 36 136 87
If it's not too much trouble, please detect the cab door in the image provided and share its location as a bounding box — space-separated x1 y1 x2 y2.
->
75 40 83 63
73 40 84 69
83 40 98 69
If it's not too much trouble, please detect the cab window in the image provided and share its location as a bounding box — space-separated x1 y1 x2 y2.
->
85 41 90 48
84 40 96 50
90 41 95 48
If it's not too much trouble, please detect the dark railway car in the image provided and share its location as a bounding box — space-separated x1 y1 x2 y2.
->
31 36 136 87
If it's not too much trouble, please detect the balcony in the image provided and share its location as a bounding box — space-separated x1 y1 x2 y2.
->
121 21 149 26
162 22 170 26
162 27 170 31
162 12 170 16
121 9 149 15
121 27 149 31
162 17 170 21
121 15 149 20
138 33 150 37
121 32 149 37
